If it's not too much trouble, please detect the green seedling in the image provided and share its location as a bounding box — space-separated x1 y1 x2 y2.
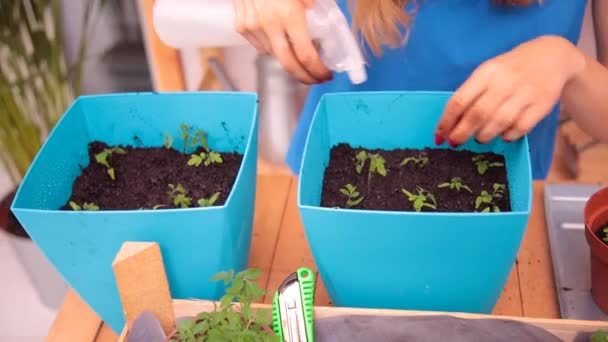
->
475 183 506 213
168 183 192 208
438 177 473 193
355 150 387 192
188 151 223 167
95 147 126 181
198 192 221 207
164 133 174 149
401 186 437 212
169 268 276 341
472 154 504 175
592 329 608 342
69 201 100 211
601 227 608 244
339 184 364 208
400 153 429 168
180 123 210 153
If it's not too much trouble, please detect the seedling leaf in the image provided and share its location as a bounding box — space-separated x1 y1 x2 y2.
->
399 155 429 168
69 201 81 211
95 151 110 168
198 192 221 207
188 153 204 167
402 186 437 212
164 133 173 149
83 202 100 211
152 204 166 210
107 168 116 180
339 184 364 208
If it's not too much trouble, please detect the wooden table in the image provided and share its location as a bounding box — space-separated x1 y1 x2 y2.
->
46 177 559 341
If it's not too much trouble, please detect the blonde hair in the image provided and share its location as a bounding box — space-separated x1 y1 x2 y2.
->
351 0 537 56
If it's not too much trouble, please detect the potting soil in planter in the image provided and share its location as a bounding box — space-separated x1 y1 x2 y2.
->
62 141 242 210
321 143 511 212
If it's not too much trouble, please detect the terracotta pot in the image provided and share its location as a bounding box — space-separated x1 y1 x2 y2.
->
584 186 608 314
0 190 29 239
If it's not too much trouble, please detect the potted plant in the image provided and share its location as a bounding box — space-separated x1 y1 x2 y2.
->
297 91 532 314
0 0 106 310
11 91 259 332
584 186 608 314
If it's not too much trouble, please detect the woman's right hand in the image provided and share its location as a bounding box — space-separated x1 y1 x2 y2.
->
234 0 332 84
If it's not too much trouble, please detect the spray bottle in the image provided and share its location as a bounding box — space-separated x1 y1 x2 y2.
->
152 0 367 84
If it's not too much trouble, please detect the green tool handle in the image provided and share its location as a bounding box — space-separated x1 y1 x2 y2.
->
272 267 316 342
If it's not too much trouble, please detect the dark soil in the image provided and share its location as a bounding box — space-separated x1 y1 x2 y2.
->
61 141 243 210
320 143 511 212
595 223 608 246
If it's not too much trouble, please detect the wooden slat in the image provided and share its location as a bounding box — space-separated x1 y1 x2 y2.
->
248 175 293 298
264 177 318 303
492 266 523 316
94 324 118 342
314 272 333 307
46 290 103 342
138 0 185 91
518 182 560 318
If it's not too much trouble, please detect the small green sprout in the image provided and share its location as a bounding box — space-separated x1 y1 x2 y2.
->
164 133 173 149
152 204 166 210
339 184 364 208
187 151 223 167
592 329 608 342
180 123 210 153
354 150 387 192
69 201 100 211
168 183 192 208
438 177 473 193
601 227 608 244
400 153 429 168
472 154 504 175
475 183 506 213
198 192 221 207
401 186 437 212
95 147 126 181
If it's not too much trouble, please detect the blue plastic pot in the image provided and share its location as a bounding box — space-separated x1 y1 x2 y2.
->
11 92 258 332
298 91 532 314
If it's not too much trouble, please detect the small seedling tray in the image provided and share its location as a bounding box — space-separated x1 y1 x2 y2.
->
544 183 608 320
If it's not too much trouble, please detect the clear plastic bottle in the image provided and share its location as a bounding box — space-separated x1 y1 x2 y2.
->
152 0 367 84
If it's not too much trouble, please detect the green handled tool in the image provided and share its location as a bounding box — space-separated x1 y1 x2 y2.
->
272 267 315 342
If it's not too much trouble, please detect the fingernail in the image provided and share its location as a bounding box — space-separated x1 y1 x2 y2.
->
448 140 459 148
434 134 445 145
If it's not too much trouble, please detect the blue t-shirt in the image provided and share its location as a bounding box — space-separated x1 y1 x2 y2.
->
286 0 587 179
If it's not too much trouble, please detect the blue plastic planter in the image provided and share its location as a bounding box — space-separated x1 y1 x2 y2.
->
298 91 532 314
11 92 258 332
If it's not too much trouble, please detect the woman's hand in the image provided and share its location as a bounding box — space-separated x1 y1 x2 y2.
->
435 35 586 146
234 0 332 84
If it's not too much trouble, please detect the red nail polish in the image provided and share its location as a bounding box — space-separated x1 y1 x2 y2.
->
434 134 445 145
448 140 459 148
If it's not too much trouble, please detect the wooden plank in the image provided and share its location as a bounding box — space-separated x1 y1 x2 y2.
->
248 175 293 299
138 0 185 91
492 265 523 316
94 324 118 342
118 299 608 342
46 290 103 342
112 242 176 334
315 272 333 307
264 177 317 302
518 182 560 318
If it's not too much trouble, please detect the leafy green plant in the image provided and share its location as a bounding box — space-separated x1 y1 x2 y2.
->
167 268 277 342
69 201 99 211
0 0 107 186
188 151 223 167
472 154 504 175
438 177 473 193
399 153 429 168
475 183 506 213
168 183 192 208
198 192 221 207
94 147 126 181
401 186 437 212
592 329 608 342
339 184 364 208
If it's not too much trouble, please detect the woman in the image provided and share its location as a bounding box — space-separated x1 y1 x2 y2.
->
235 0 608 179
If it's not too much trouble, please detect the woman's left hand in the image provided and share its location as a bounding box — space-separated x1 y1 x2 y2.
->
435 35 585 146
